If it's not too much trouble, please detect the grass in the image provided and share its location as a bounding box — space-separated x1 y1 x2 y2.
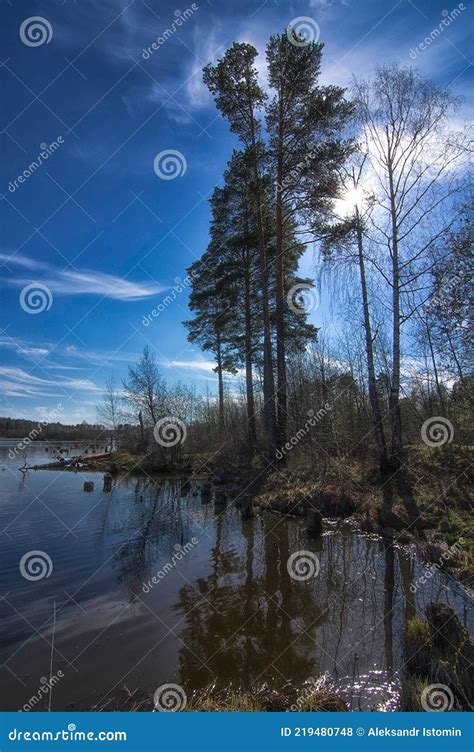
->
254 445 473 583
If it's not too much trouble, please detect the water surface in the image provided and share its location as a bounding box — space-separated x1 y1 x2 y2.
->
0 440 471 711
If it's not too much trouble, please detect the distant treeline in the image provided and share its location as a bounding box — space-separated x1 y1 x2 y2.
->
0 417 115 442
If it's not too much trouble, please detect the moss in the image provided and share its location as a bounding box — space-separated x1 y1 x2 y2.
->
405 618 432 677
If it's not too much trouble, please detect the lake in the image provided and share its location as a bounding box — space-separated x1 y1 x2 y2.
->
0 440 471 712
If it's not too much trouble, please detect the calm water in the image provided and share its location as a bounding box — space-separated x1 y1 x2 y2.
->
0 440 471 712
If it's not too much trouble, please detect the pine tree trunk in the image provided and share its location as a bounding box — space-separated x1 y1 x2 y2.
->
356 212 389 474
246 89 277 459
244 261 257 448
216 330 224 429
275 93 287 458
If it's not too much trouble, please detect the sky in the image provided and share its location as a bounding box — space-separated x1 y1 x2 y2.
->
0 0 472 424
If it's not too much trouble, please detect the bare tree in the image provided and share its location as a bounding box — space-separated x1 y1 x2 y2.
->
122 347 166 438
96 376 124 449
354 65 470 464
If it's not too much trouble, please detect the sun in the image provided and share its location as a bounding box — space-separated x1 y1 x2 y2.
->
343 185 365 209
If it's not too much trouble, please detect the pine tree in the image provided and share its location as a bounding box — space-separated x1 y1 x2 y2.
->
266 30 354 454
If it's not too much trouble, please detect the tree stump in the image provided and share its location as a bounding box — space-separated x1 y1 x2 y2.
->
214 490 226 508
102 473 113 492
201 482 212 503
241 494 253 519
306 508 323 537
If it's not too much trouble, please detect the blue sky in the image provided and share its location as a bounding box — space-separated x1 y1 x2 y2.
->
0 0 472 423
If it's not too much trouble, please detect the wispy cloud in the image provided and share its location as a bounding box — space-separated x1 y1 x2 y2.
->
0 253 167 301
162 358 216 372
0 335 50 360
0 366 102 399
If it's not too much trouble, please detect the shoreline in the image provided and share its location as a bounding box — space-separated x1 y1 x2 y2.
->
17 447 473 588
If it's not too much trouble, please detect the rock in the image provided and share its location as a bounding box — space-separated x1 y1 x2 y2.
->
83 481 94 492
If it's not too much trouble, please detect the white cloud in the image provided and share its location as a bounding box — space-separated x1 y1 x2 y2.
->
162 358 216 372
0 366 102 400
1 253 166 301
